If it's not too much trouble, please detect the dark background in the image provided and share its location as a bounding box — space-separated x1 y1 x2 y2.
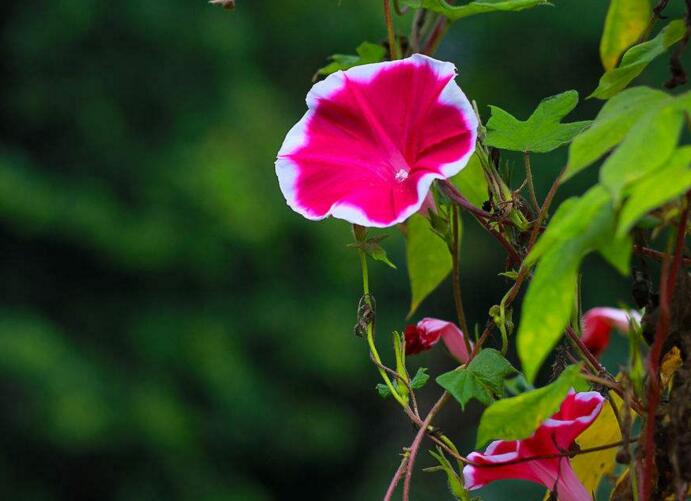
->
0 1 686 499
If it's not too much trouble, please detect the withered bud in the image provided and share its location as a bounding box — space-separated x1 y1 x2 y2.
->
209 0 235 10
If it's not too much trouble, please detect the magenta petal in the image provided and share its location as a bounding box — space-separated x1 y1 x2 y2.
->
276 54 478 227
581 307 641 357
464 440 544 488
463 392 604 501
416 318 471 363
538 391 605 451
464 441 591 500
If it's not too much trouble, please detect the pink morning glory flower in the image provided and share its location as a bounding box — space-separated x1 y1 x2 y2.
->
463 390 605 501
581 307 641 358
275 54 478 227
404 317 471 364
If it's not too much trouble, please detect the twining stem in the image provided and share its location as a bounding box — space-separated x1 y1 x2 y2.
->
440 181 493 218
440 181 522 266
467 166 566 358
359 249 408 408
384 452 409 501
523 152 540 215
634 244 691 266
383 0 400 60
641 192 689 501
638 0 671 44
451 206 472 351
403 392 451 501
565 326 603 376
370 350 420 416
468 438 639 468
422 15 449 56
397 422 637 468
501 164 567 306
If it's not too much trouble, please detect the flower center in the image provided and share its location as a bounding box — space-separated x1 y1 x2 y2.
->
394 168 409 182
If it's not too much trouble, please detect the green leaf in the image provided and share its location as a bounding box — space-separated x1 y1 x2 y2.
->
402 0 551 22
600 102 684 203
315 42 386 78
520 186 619 382
376 383 392 398
599 0 651 71
498 270 519 280
526 187 611 265
566 86 671 180
406 214 452 317
450 153 488 208
618 147 691 237
485 91 591 153
377 367 429 398
519 249 581 383
598 232 632 276
348 236 397 269
590 19 686 100
428 448 469 500
476 364 583 447
367 242 397 269
437 349 516 409
411 367 430 389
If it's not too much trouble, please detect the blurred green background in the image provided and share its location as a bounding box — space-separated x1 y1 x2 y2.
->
0 1 685 499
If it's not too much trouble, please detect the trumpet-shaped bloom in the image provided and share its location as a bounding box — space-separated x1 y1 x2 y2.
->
463 391 604 501
276 54 478 227
581 307 641 358
404 317 471 364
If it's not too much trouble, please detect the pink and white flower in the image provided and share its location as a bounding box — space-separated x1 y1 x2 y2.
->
463 391 605 501
581 307 641 358
404 317 471 364
276 54 478 227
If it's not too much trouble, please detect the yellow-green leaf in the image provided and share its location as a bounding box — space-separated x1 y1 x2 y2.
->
450 153 488 208
571 394 623 494
590 19 686 100
406 214 452 317
617 146 691 237
542 393 624 500
600 0 651 71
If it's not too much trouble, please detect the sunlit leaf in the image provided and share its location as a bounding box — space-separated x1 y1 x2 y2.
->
597 231 632 276
402 0 551 21
552 394 624 498
485 91 590 153
520 187 620 382
590 19 686 99
406 214 452 317
617 147 691 236
599 0 651 70
476 365 582 447
526 187 611 265
566 86 671 180
600 102 684 203
436 349 516 409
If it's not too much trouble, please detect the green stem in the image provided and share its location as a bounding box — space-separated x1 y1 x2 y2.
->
359 250 407 407
523 152 540 214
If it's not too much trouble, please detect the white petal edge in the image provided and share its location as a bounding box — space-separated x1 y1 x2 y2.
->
276 53 478 227
541 391 605 430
